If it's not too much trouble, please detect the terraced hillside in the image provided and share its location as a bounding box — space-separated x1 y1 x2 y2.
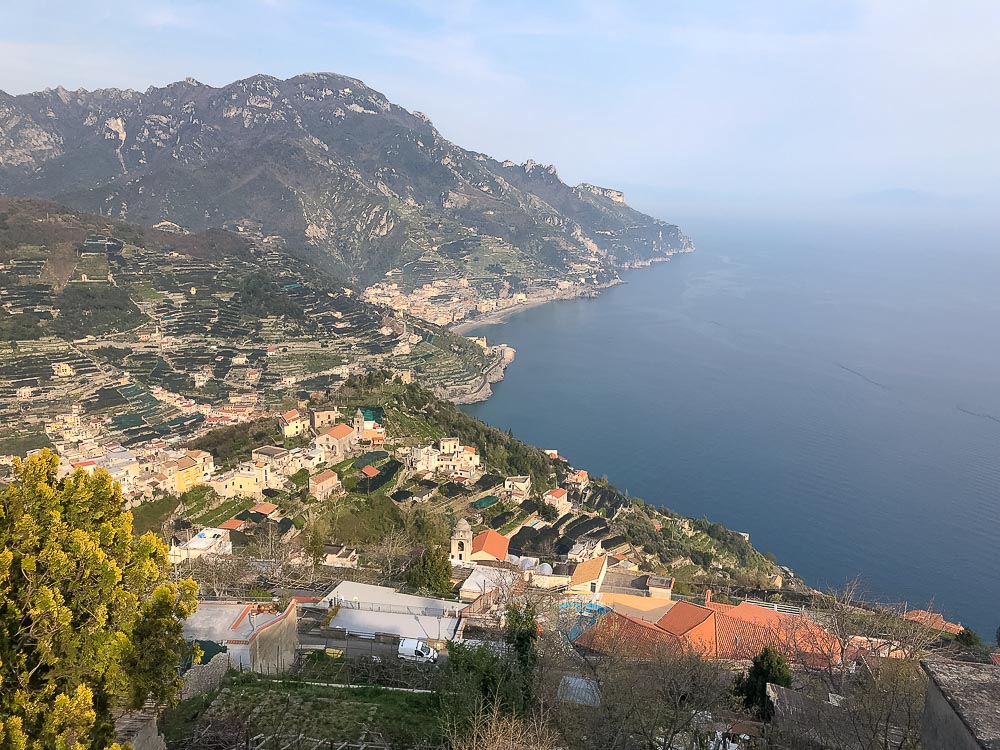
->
0 199 500 440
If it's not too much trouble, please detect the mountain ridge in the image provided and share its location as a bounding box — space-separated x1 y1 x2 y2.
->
0 72 692 290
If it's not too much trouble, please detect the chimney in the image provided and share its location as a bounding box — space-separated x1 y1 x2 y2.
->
704 588 712 606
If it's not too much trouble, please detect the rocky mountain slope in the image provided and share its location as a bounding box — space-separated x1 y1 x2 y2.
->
0 73 691 287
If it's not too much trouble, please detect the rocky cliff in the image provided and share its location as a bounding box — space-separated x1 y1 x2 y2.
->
0 73 692 287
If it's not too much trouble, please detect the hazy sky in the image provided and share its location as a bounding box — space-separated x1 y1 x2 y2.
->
3 1 1000 219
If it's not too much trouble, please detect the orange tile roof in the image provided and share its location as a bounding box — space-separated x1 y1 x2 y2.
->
282 409 301 422
659 600 839 666
218 518 245 531
656 601 715 637
311 469 338 484
360 465 380 478
471 529 509 561
323 423 355 440
570 555 607 586
576 611 680 658
991 653 1000 667
250 502 278 515
545 487 568 500
464 445 476 453
902 609 964 635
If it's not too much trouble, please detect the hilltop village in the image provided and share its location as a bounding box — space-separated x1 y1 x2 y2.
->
7 369 995 748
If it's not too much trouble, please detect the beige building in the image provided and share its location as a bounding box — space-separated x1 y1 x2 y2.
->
566 555 609 595
316 423 357 459
543 487 572 515
504 475 532 499
279 409 308 438
311 407 341 430
309 469 342 499
210 463 270 501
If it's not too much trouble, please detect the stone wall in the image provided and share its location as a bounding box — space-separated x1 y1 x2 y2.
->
115 708 166 750
181 651 231 700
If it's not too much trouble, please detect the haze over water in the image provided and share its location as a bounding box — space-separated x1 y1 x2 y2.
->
463 214 1000 636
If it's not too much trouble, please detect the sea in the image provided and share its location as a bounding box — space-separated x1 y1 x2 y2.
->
462 214 1000 636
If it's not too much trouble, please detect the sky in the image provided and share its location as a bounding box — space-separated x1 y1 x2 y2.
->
3 1 1000 222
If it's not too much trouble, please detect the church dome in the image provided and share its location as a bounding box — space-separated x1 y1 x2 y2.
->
454 518 471 532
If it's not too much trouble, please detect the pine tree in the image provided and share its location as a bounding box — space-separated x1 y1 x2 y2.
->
735 646 792 720
0 451 199 749
405 545 452 596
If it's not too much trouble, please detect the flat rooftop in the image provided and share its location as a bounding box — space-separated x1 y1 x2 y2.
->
183 601 282 643
923 660 1000 748
319 581 465 641
184 529 227 550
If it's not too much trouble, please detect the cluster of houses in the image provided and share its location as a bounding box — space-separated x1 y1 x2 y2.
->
406 436 482 480
164 405 392 560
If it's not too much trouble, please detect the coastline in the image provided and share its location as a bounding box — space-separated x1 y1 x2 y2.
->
451 278 624 335
450 248 694 336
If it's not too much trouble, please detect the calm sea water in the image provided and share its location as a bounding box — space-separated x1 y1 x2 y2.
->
462 216 1000 636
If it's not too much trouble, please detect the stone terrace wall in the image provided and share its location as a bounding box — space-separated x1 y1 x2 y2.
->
181 651 231 700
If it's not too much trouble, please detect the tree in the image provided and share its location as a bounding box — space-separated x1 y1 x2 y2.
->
736 646 792 720
0 451 198 750
956 627 982 649
303 516 331 565
783 580 941 750
405 545 452 596
505 603 540 680
544 621 740 750
368 527 412 584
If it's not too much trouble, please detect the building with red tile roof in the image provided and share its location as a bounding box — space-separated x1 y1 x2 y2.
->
543 486 572 514
470 529 509 562
325 423 355 439
576 610 680 659
316 423 358 459
653 599 839 666
309 469 342 500
218 518 247 532
568 555 609 594
250 502 280 518
278 408 308 438
360 464 380 479
902 609 964 635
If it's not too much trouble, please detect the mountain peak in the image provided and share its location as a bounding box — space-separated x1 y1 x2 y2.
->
0 71 691 288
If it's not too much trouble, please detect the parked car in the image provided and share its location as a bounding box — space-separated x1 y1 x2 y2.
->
397 638 438 664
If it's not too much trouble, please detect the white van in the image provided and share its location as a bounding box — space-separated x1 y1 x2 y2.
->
397 638 438 664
